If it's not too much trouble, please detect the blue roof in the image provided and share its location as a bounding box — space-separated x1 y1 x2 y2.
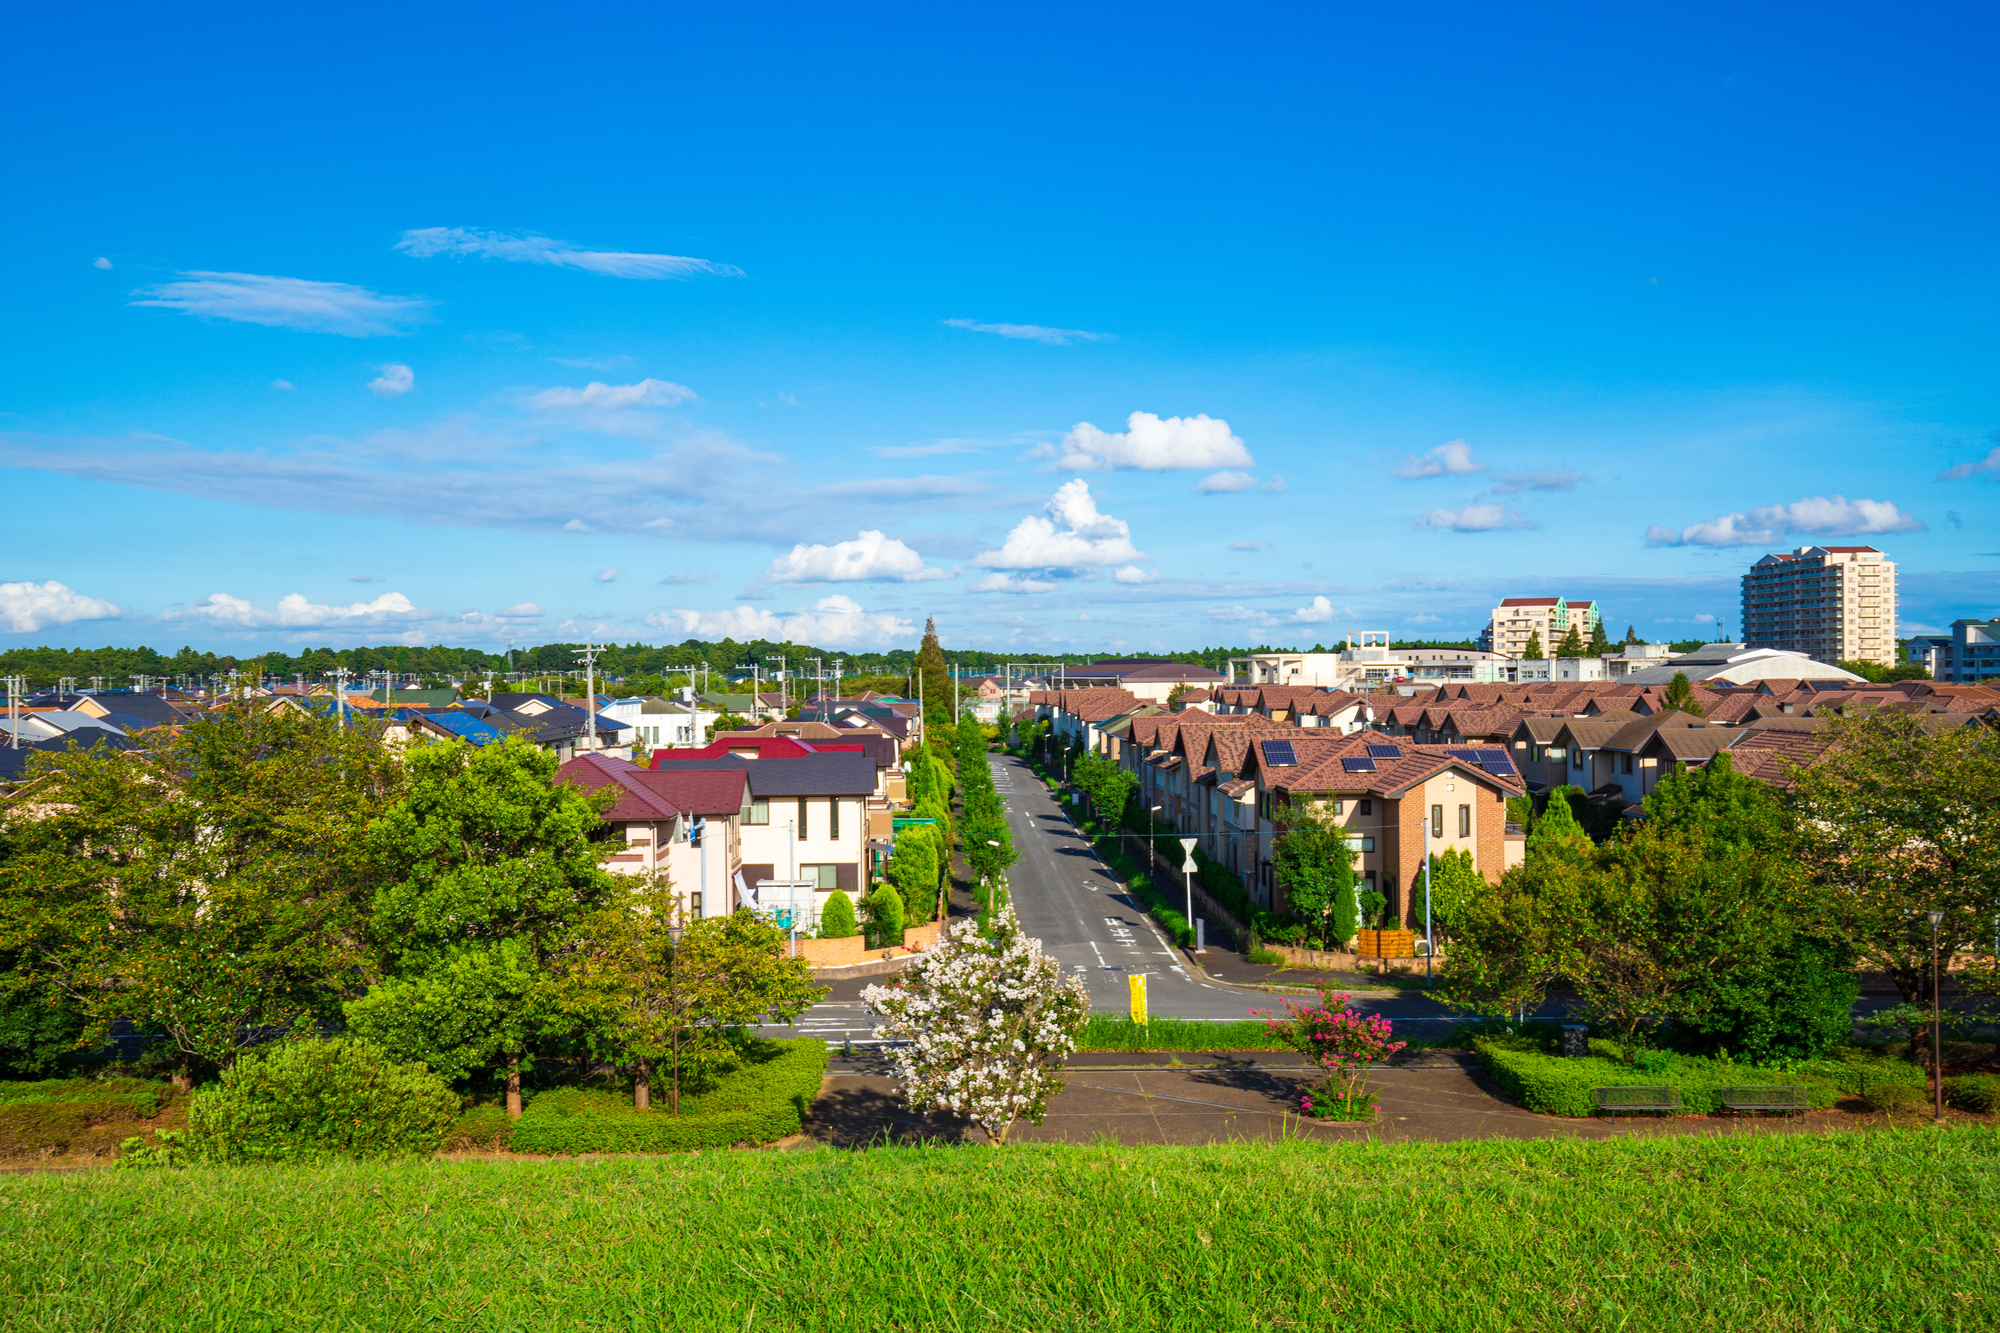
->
423 712 506 745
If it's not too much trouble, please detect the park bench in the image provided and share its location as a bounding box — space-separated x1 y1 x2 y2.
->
1717 1085 1811 1119
1592 1086 1683 1119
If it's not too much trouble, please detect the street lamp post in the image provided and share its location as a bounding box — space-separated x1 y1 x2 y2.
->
667 920 685 1116
1149 804 1162 878
1927 909 1945 1123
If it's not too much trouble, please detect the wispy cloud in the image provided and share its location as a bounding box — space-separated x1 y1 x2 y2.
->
1207 605 1278 627
1645 495 1924 547
593 569 623 583
1228 539 1271 551
369 364 415 398
1112 565 1159 584
1196 470 1259 494
131 272 433 337
868 438 988 458
1412 503 1538 532
1393 439 1483 479
1488 466 1581 495
968 572 1060 594
167 590 426 631
0 580 121 633
524 378 696 413
659 572 711 585
944 319 1112 345
1940 443 2000 480
395 227 743 280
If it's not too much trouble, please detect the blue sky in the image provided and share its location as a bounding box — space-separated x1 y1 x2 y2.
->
4 3 1998 655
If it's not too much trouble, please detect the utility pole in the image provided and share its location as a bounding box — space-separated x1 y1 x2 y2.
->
575 643 601 752
6 676 21 749
767 655 787 716
333 668 350 730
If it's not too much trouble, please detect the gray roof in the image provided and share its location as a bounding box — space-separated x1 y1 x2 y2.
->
1621 646 1864 686
648 753 879 797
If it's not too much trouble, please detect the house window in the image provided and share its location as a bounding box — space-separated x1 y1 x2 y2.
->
745 800 770 826
1358 799 1372 816
1621 753 1634 775
1431 804 1444 838
829 797 840 841
798 796 809 839
801 864 839 890
689 891 703 916
1328 799 1345 815
1346 835 1375 852
1572 750 1584 769
1458 804 1471 838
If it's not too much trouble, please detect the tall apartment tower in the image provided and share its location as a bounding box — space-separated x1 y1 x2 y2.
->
1481 598 1600 656
1740 546 1897 666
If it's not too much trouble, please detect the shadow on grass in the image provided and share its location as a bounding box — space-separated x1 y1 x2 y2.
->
805 1084 978 1149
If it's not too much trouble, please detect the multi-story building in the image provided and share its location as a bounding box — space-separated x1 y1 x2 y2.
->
1227 636 1509 689
1481 598 1599 656
1740 546 1897 666
1933 617 2000 683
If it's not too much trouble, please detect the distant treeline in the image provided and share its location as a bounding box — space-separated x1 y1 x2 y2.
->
0 640 1290 689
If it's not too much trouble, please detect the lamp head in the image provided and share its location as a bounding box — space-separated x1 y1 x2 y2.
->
1926 910 1945 929
667 924 685 945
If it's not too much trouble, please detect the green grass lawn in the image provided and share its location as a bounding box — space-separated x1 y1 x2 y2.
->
3 1131 1996 1330
1076 1014 1283 1050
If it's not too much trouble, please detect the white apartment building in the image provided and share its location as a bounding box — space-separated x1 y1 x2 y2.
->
1481 598 1600 657
1740 546 1897 667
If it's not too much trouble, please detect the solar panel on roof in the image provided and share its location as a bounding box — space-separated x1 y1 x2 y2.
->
1259 739 1298 766
1444 748 1485 764
1341 756 1376 773
1366 743 1402 759
1478 753 1518 777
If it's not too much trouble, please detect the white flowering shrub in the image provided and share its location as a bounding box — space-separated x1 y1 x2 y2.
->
862 903 1089 1145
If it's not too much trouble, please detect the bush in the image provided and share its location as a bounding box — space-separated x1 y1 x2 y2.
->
819 890 858 939
1944 1074 2000 1113
864 884 905 948
1798 1048 1928 1099
1476 1044 1837 1118
1665 942 1859 1063
444 1105 515 1151
1861 1082 1930 1116
506 1039 827 1154
188 1038 460 1163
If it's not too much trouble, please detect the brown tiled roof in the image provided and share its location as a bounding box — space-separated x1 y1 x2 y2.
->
1725 729 1834 787
1271 737 1525 799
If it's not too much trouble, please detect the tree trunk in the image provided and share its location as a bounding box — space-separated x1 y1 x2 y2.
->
634 1058 651 1110
505 1054 524 1120
170 1068 193 1094
988 1118 1012 1147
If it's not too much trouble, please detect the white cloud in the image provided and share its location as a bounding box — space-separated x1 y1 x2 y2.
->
968 572 1060 594
130 272 432 336
944 318 1113 346
271 379 295 391
1207 605 1278 626
1054 412 1253 472
1228 539 1270 551
1406 613 1443 625
497 602 543 619
369 364 415 398
594 569 623 583
1412 503 1538 533
1291 595 1336 624
1196 470 1258 494
1645 495 1925 547
659 572 710 585
525 378 696 412
93 257 112 270
562 520 591 532
1940 446 2000 481
171 590 424 630
394 227 743 280
647 594 914 648
1393 440 1484 479
765 529 950 584
1112 565 1159 584
1489 466 1581 494
348 574 379 582
0 580 121 633
972 479 1145 572
1262 474 1290 494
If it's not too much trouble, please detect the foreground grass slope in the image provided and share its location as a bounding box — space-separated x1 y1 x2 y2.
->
4 1132 1997 1331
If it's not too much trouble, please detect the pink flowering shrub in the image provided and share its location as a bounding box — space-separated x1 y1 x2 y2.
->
1255 986 1405 1120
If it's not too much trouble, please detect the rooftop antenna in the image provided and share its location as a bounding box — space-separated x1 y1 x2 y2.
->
574 643 601 752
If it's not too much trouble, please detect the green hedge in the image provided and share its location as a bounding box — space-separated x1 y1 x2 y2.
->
0 1078 165 1114
507 1039 828 1155
1477 1044 1840 1117
1945 1073 2000 1113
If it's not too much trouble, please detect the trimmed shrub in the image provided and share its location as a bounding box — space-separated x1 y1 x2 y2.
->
819 890 858 940
444 1105 515 1151
507 1039 827 1155
864 884 905 948
1862 1082 1930 1116
1476 1044 1837 1118
1944 1074 2000 1113
189 1038 459 1162
1799 1049 1928 1099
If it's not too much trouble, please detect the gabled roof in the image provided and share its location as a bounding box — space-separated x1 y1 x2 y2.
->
648 752 880 797
558 752 749 819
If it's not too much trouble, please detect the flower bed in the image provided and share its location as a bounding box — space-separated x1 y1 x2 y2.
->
1476 1044 1840 1117
501 1039 828 1154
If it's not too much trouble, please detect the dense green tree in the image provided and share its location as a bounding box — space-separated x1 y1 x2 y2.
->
915 617 952 729
1556 624 1586 657
1271 798 1358 950
1587 620 1612 656
0 704 398 1084
1659 670 1704 717
1523 629 1544 659
1623 625 1644 646
1526 784 1591 858
1421 847 1485 937
343 737 618 1117
865 884 906 948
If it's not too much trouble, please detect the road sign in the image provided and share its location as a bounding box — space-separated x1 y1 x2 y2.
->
1179 836 1198 873
1128 973 1148 1025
